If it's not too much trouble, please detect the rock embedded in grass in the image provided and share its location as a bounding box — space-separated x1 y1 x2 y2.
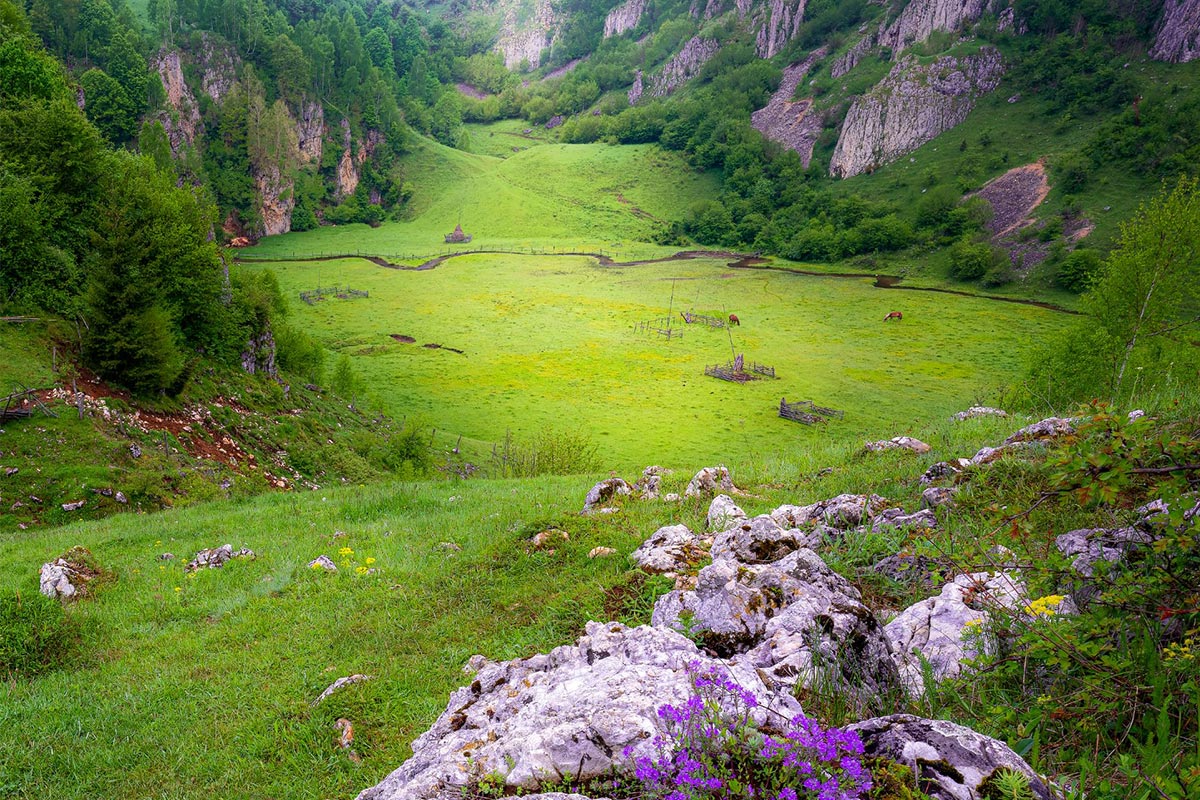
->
185 544 255 572
706 494 746 530
884 571 1026 694
848 715 1053 800
631 524 707 574
582 477 632 513
684 465 737 497
863 436 932 454
951 406 1009 421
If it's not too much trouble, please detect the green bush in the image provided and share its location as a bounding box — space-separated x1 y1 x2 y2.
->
948 238 994 281
0 591 76 677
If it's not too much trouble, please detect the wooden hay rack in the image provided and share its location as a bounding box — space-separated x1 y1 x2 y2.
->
680 312 726 329
634 317 683 340
2 383 57 423
779 397 843 425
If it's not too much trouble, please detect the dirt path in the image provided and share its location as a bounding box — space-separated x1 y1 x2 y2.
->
238 249 1078 314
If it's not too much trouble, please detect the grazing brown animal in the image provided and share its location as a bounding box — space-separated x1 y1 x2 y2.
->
729 313 740 326
883 311 903 322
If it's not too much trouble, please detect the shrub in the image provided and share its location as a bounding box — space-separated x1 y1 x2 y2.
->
948 238 994 281
0 591 76 677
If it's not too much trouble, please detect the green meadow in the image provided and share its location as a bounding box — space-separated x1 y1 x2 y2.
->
239 135 1069 470
246 252 1066 470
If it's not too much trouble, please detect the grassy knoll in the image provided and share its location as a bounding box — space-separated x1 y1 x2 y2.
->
249 138 717 260
242 252 1069 471
0 412 1046 800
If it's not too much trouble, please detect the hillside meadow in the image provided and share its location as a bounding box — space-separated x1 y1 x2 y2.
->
0 413 1035 800
240 136 1071 470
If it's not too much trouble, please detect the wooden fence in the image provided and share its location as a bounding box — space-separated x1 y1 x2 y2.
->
633 318 683 340
779 397 844 425
681 312 726 329
299 286 369 305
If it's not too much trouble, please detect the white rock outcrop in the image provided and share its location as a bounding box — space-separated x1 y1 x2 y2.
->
830 48 1004 179
603 0 645 38
649 37 722 97
879 0 993 54
296 99 323 164
1151 0 1200 63
754 0 808 58
354 622 802 800
494 0 558 69
152 49 202 153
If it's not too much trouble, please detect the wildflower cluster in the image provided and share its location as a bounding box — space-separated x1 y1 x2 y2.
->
627 662 871 800
1024 595 1066 618
1163 630 1197 665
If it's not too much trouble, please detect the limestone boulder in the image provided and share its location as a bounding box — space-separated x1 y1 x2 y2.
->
871 507 938 533
921 486 958 508
186 544 255 572
583 477 633 512
849 715 1052 800
710 514 818 564
631 524 707 575
706 494 746 531
952 406 1008 421
684 465 737 498
353 622 802 800
1004 416 1075 444
920 459 971 485
1055 526 1155 578
633 466 665 500
770 493 888 531
885 572 1025 694
864 436 932 454
39 547 106 601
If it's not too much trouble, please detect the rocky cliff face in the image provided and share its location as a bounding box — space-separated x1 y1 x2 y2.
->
255 164 294 236
296 100 323 165
649 36 722 97
152 49 202 154
750 48 827 166
753 0 807 58
198 33 238 103
603 0 645 38
829 47 1004 179
879 0 994 54
489 0 559 69
334 122 384 200
1151 0 1200 62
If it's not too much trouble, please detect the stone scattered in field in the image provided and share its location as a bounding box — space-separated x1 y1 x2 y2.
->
684 465 737 497
952 406 1008 421
863 436 932 454
186 544 255 572
436 541 461 552
706 494 746 530
710 514 818 564
920 459 971 485
871 507 938 532
4 466 17 476
582 477 632 512
39 546 107 601
872 553 945 587
922 486 958 508
587 546 616 558
1004 416 1075 444
529 528 568 550
308 555 337 571
61 500 85 511
848 715 1053 800
312 674 373 706
634 465 666 499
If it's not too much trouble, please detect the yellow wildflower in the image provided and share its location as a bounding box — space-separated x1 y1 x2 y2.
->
355 566 369 575
174 587 181 593
338 547 354 556
1025 595 1066 618
365 557 376 565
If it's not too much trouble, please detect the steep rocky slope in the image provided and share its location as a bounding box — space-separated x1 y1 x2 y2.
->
603 0 645 38
1151 0 1200 62
749 48 827 166
878 0 996 54
829 48 1005 178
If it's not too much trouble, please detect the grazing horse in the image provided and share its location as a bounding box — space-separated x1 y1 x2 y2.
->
729 313 740 326
883 311 903 322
